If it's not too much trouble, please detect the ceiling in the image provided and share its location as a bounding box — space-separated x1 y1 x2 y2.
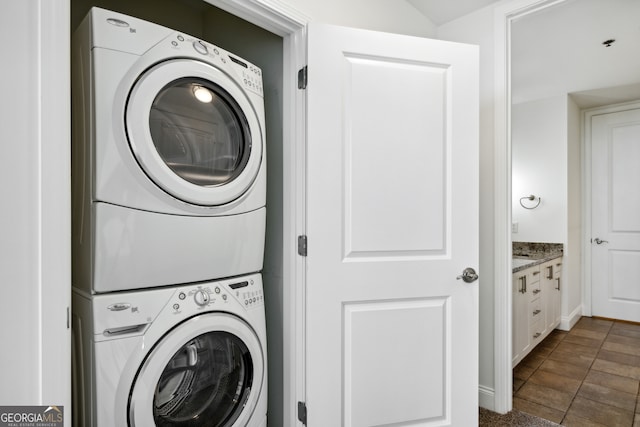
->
407 0 499 26
410 0 640 109
510 0 640 108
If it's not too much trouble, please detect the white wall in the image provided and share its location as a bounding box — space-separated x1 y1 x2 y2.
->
566 95 582 327
437 4 497 404
511 95 583 330
437 0 586 409
511 96 567 243
281 0 436 37
0 0 71 422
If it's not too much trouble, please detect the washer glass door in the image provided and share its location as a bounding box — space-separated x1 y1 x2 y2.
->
129 314 264 427
153 331 252 426
126 59 263 206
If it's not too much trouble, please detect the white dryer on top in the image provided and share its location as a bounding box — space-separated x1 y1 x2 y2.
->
72 8 266 293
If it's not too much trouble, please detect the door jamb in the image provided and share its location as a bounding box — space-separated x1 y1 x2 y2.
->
581 100 640 319
492 0 567 414
199 1 309 425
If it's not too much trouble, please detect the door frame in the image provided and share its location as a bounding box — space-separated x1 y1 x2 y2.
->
49 0 309 425
202 2 308 425
581 100 640 318
492 0 568 414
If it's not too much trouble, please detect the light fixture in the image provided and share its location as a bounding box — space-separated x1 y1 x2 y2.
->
192 85 213 103
602 39 616 47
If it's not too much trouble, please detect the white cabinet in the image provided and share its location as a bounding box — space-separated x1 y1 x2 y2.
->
512 265 541 366
542 259 562 331
512 256 562 367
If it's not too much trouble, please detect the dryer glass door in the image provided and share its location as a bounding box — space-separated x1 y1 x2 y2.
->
126 59 263 206
149 78 251 188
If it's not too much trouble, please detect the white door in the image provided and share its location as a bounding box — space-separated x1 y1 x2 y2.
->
305 24 479 426
591 106 640 322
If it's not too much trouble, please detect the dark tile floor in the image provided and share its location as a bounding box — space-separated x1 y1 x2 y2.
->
513 317 640 426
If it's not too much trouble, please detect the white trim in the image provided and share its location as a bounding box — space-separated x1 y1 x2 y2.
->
492 0 568 415
201 3 308 426
581 100 640 321
205 0 309 36
559 304 582 331
479 385 496 411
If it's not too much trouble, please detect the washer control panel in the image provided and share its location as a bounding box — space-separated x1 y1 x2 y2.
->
166 32 264 97
169 275 264 315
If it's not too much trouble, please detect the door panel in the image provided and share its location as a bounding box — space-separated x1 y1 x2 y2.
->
344 56 447 258
591 107 640 322
306 23 479 426
344 298 448 426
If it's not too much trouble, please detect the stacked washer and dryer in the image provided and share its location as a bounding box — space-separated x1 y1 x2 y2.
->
71 7 268 427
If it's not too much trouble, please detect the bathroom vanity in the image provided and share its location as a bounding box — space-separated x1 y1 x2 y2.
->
512 243 563 367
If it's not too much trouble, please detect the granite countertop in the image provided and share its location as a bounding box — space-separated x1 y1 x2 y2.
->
512 242 563 273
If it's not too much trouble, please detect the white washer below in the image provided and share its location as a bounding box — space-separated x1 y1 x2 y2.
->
72 273 267 427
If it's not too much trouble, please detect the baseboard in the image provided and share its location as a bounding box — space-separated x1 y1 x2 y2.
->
479 385 495 411
559 305 582 331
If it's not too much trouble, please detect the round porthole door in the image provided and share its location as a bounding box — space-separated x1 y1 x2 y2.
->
128 314 265 427
126 59 263 206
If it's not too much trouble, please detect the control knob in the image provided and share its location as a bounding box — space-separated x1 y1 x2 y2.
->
193 40 208 55
194 289 210 306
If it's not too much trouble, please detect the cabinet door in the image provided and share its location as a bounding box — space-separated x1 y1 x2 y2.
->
542 259 562 331
512 272 530 366
552 260 562 327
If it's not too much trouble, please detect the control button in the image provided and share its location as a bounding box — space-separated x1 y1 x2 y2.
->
194 289 210 306
193 40 208 55
214 287 221 294
245 300 249 305
173 303 180 310
171 41 178 47
213 48 219 55
178 292 186 300
222 294 228 301
177 35 184 41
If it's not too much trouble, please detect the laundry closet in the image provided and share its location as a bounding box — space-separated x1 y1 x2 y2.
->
70 0 286 425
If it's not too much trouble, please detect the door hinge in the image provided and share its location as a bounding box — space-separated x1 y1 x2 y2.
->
298 66 307 90
298 235 307 257
297 401 307 425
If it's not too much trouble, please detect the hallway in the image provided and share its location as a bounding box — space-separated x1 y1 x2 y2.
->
513 317 640 426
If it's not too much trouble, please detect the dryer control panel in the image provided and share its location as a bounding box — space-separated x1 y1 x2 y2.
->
165 32 264 97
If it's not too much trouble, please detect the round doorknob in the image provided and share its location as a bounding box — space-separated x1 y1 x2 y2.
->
457 267 478 283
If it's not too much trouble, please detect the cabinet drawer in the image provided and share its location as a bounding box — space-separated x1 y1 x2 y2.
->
529 268 541 284
529 280 541 301
530 298 543 322
553 262 562 276
530 319 544 344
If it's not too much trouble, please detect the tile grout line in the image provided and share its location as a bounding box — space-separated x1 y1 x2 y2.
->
513 318 640 426
556 320 614 425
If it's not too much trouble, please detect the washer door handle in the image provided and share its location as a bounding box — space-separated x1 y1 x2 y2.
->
187 343 198 366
